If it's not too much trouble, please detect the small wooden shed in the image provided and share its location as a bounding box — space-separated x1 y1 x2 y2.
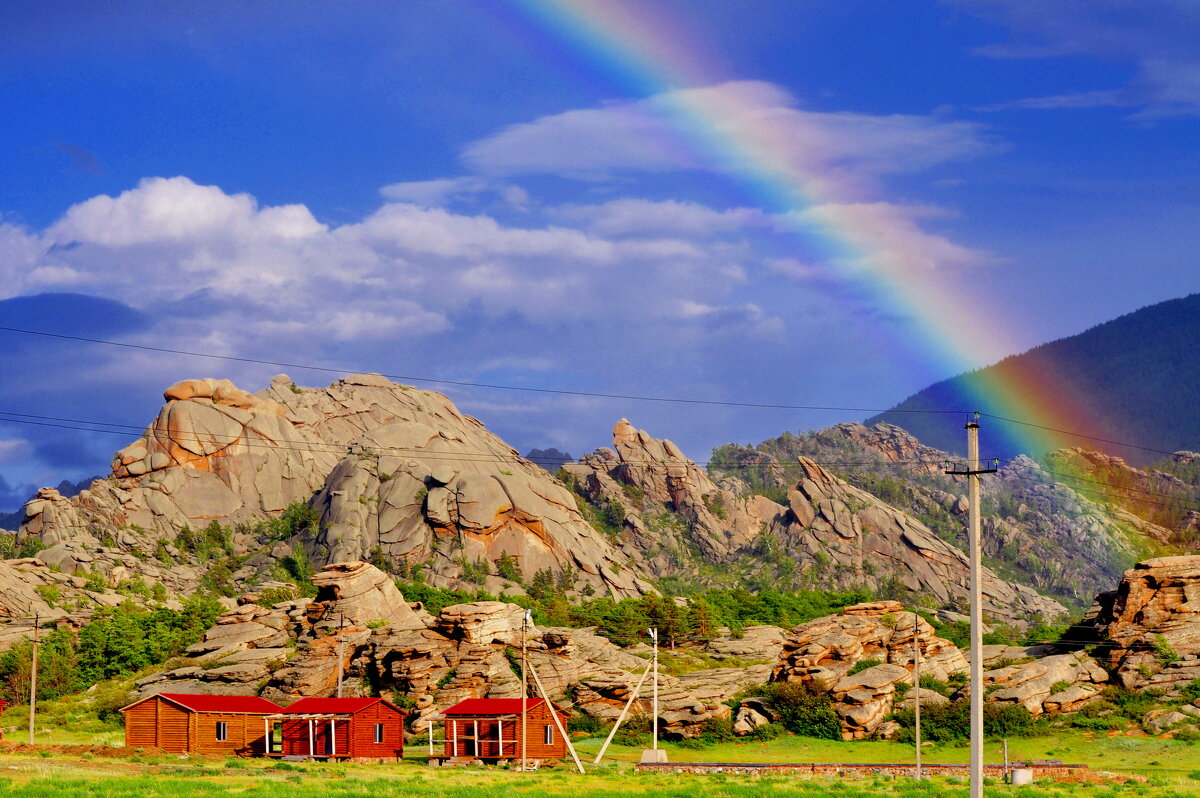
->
268 697 406 761
120 693 284 754
0 698 8 741
435 698 570 762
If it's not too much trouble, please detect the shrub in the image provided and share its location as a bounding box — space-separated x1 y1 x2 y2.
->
848 658 883 676
747 722 785 741
892 699 1035 743
567 713 606 737
752 683 841 740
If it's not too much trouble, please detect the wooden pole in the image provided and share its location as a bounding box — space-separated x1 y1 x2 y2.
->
593 662 653 763
28 614 38 745
527 659 585 774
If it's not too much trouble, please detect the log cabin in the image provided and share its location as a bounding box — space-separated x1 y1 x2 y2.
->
433 698 570 763
267 697 406 761
120 693 284 754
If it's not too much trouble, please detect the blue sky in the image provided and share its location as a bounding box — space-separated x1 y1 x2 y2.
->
1 0 1198 513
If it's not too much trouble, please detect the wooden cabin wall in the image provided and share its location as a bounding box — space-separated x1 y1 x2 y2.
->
124 697 192 753
345 703 405 759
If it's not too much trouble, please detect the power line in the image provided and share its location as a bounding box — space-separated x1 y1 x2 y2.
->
4 408 1198 510
5 325 1193 461
0 325 965 415
979 412 1182 458
0 410 954 471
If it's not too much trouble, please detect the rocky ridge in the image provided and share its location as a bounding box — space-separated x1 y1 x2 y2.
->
136 562 758 737
708 421 1174 607
14 374 653 601
566 421 1065 623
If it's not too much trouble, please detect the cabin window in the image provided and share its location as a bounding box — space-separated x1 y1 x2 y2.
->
216 721 228 742
543 725 554 745
374 723 384 743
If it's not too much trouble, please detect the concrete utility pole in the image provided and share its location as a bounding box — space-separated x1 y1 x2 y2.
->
521 608 530 770
913 610 922 780
651 627 658 751
28 614 39 746
945 415 996 798
336 612 345 698
639 628 667 763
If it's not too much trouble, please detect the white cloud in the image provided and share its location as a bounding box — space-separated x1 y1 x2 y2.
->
950 0 1200 117
50 176 326 246
0 439 32 464
462 81 1004 198
553 199 766 238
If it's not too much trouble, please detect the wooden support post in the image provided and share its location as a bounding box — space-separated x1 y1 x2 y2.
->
428 723 433 757
527 657 585 774
308 718 314 758
452 719 458 757
593 662 653 763
473 719 479 758
264 718 269 755
330 718 335 757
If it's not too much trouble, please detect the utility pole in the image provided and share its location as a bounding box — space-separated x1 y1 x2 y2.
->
28 614 39 746
521 608 530 770
336 612 345 698
651 627 658 752
945 415 997 798
913 609 922 780
639 628 667 763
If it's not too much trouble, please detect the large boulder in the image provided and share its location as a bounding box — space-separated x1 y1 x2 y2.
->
1088 556 1200 688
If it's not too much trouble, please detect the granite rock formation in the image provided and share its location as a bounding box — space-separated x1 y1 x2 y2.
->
15 375 653 600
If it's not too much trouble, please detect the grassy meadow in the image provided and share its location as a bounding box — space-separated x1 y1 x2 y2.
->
4 728 1200 797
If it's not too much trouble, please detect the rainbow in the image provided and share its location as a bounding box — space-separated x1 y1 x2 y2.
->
502 0 1109 458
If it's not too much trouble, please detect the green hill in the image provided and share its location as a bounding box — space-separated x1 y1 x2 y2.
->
868 293 1200 462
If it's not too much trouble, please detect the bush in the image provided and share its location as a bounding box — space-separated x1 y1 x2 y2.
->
752 683 841 740
891 699 1035 744
747 722 785 741
848 658 883 676
567 713 606 737
697 716 736 744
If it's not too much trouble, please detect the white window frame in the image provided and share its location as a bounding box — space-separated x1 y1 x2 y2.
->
215 721 228 742
543 724 554 745
374 723 384 744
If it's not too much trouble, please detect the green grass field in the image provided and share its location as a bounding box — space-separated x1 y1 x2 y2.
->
4 728 1200 797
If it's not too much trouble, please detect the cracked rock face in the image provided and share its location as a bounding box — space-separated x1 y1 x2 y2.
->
133 561 762 738
1088 555 1200 690
16 374 655 600
568 420 1065 623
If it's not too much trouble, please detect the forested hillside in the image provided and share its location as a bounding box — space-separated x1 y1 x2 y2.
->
869 293 1200 462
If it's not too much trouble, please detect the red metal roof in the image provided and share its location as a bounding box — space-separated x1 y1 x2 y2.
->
443 698 547 716
150 693 284 714
282 697 386 715
0 699 8 711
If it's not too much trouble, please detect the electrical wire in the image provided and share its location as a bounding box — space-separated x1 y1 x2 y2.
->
0 325 965 415
4 324 1193 460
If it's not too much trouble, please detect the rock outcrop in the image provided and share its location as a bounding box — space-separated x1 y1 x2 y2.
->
1087 556 1200 690
567 421 1065 623
134 561 754 737
16 375 655 600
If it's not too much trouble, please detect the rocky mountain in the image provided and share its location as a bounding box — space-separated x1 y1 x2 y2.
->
12 373 653 606
868 292 1200 461
564 420 1065 623
4 376 1071 628
708 421 1192 609
132 555 1200 742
